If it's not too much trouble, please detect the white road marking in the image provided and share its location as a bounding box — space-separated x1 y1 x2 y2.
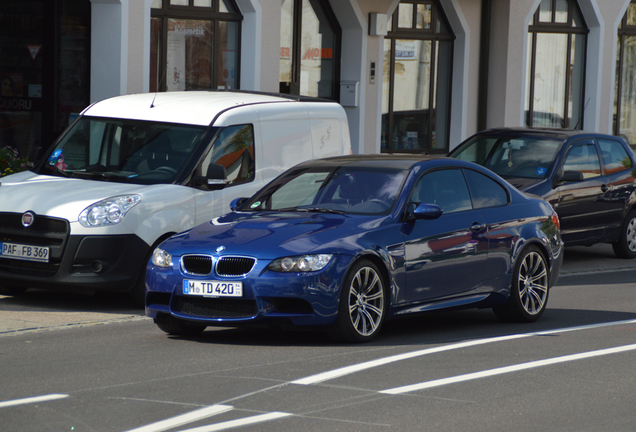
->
124 405 232 432
292 319 636 385
0 393 68 408
381 343 636 394
178 412 292 432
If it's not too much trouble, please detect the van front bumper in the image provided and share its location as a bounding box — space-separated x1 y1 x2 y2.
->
0 234 150 293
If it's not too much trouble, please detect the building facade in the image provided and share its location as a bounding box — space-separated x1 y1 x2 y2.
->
1 0 635 159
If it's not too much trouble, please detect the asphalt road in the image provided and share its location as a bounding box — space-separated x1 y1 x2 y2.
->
1 243 635 431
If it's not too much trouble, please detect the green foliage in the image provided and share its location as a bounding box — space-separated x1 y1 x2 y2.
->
0 147 28 177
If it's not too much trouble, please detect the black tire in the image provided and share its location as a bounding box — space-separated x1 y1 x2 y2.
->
494 245 549 323
612 211 636 259
155 315 206 336
0 285 28 296
329 259 386 343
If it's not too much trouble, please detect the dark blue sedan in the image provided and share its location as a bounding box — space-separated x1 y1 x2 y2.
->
145 155 563 342
449 128 636 258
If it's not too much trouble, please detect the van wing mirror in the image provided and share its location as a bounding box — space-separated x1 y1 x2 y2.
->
193 163 228 190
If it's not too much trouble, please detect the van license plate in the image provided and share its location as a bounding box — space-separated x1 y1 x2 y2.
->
183 280 242 297
0 242 50 263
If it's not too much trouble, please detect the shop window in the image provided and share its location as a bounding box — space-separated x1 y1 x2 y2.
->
614 1 636 147
525 0 588 129
150 0 241 92
279 0 341 100
381 0 454 154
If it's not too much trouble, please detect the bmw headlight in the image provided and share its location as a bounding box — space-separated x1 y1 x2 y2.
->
152 247 172 268
268 254 333 272
79 195 141 227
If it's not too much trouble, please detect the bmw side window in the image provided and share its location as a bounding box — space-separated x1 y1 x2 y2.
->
412 169 472 214
597 138 633 175
202 124 255 186
562 144 601 179
463 169 509 209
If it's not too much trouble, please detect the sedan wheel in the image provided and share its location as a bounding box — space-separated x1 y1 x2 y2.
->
330 259 386 343
494 245 549 322
612 211 636 259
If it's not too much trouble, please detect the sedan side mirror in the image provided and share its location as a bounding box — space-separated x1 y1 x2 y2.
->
230 197 249 212
413 203 443 220
560 170 584 183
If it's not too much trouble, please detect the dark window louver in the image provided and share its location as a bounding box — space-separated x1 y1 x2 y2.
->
216 257 255 276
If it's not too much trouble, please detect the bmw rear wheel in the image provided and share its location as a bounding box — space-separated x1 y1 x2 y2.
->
330 259 386 343
612 211 636 259
494 245 549 322
155 314 207 336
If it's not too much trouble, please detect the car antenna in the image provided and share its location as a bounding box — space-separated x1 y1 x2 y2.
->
150 69 166 109
573 98 590 130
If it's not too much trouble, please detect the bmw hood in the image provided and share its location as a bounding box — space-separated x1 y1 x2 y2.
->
162 211 385 258
0 171 145 220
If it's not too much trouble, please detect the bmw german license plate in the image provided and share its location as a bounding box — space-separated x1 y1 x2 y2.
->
0 242 49 263
183 280 243 297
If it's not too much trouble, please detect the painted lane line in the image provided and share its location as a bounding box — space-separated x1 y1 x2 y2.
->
0 393 68 408
178 412 292 432
381 343 636 395
292 319 636 386
124 405 233 432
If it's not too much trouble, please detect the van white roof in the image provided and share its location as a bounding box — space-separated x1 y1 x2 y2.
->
81 91 305 126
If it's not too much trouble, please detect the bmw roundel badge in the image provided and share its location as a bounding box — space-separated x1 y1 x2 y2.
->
21 211 35 228
215 246 225 254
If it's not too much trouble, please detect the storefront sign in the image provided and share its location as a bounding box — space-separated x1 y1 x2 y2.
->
0 98 33 111
303 48 333 60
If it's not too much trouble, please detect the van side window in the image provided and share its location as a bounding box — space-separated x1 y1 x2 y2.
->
203 125 255 186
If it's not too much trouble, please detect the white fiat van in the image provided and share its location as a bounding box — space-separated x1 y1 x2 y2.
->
0 91 351 303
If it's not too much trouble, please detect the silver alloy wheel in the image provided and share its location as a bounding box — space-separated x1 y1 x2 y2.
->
626 217 636 252
347 266 385 336
518 250 548 316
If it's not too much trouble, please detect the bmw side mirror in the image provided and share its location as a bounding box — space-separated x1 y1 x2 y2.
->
413 203 443 220
230 197 249 212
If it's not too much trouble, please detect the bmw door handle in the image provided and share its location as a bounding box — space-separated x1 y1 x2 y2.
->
470 222 486 232
601 184 610 193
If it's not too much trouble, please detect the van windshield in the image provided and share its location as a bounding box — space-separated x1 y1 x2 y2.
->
38 117 208 184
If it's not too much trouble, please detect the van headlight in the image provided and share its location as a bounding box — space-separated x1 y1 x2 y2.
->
268 254 332 272
152 247 172 268
79 194 141 227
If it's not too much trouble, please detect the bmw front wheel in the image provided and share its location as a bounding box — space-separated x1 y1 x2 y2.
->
330 259 386 343
494 245 549 322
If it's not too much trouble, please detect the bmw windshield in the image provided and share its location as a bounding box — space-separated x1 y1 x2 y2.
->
37 117 208 185
242 166 408 215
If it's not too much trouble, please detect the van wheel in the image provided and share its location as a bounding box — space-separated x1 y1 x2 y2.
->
0 285 28 296
155 315 206 336
612 211 636 259
494 245 549 322
328 259 386 343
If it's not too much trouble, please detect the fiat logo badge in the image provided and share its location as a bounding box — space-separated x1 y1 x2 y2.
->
215 246 225 254
22 211 35 228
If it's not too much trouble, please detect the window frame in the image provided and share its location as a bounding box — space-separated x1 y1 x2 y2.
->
382 0 455 155
526 0 588 130
150 0 242 92
278 0 342 101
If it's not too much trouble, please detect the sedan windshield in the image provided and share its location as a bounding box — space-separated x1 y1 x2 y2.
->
243 166 407 215
38 117 208 184
452 135 561 179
